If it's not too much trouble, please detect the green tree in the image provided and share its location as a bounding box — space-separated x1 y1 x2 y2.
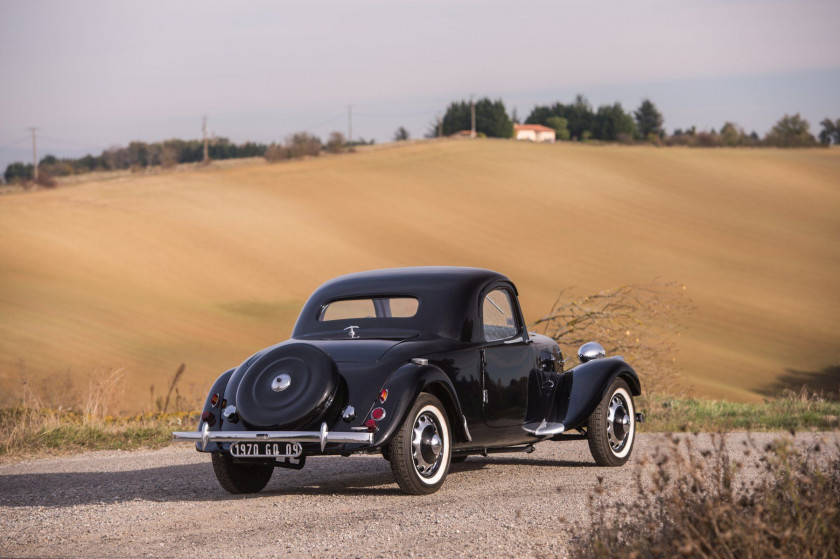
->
634 99 664 138
440 98 514 138
393 126 410 141
594 103 637 141
545 116 570 141
719 122 744 147
819 118 837 145
3 161 32 183
764 114 816 147
525 95 598 140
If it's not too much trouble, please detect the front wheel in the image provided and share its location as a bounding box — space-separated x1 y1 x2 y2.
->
586 378 636 466
387 393 452 495
211 453 274 494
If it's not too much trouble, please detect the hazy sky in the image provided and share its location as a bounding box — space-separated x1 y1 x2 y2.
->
1 0 839 169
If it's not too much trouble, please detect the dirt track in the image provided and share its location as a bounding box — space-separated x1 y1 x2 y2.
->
1 432 836 558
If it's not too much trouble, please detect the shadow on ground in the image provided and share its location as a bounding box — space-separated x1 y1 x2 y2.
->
0 453 595 508
760 365 840 399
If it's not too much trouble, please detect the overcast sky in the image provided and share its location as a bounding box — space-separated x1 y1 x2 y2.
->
1 0 839 169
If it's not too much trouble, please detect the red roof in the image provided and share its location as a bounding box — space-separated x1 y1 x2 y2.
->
514 124 555 133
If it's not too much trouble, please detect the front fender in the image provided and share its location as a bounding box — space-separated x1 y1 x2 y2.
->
560 358 640 430
195 368 234 452
370 363 469 447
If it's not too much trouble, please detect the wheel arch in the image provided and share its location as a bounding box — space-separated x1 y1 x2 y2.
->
372 363 470 447
560 358 641 431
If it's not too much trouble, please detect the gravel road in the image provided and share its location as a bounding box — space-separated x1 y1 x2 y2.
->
1 432 836 558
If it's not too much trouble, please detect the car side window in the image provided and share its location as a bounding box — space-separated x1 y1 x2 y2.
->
482 288 518 342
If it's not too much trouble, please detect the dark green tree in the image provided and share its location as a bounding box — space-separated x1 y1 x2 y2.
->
440 98 513 138
634 99 664 139
593 103 637 141
3 161 33 183
393 126 410 141
525 95 596 140
819 118 837 145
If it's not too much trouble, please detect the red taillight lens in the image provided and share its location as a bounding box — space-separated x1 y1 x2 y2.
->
201 410 216 426
379 389 388 403
371 407 386 421
365 419 378 432
210 393 220 407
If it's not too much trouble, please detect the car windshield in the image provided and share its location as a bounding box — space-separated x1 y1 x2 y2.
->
319 297 419 321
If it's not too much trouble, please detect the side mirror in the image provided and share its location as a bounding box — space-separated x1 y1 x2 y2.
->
578 342 606 363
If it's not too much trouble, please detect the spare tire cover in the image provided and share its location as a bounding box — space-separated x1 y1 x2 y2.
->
235 343 338 428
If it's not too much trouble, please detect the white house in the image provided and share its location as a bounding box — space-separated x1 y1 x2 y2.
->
514 124 556 143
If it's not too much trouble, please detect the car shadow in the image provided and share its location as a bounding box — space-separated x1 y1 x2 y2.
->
0 452 597 508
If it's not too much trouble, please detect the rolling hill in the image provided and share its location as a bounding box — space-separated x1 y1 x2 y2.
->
0 140 838 408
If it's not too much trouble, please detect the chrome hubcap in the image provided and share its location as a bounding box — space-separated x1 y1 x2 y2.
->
412 412 444 477
607 394 631 452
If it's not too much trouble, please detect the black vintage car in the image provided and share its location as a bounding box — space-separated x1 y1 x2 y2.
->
174 267 643 495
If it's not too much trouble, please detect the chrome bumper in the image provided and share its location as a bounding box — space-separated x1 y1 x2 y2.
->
172 422 374 452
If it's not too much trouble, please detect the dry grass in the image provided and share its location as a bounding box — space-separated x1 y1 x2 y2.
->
573 433 840 558
0 369 197 458
0 140 838 406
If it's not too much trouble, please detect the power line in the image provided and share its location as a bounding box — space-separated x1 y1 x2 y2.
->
0 137 31 149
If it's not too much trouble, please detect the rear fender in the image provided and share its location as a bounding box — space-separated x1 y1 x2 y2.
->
370 363 469 447
560 358 641 431
195 368 235 452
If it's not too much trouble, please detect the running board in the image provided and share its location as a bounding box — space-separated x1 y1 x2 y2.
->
523 420 565 437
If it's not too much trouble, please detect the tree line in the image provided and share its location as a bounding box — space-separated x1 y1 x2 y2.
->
3 133 376 184
5 95 839 185
427 95 840 148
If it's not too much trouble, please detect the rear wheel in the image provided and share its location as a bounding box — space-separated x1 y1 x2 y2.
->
586 378 636 466
211 453 274 494
387 393 451 495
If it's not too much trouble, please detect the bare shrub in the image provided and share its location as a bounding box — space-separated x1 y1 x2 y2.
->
573 434 840 558
286 132 322 158
264 143 289 162
695 131 722 147
325 131 346 154
532 281 691 395
34 171 57 188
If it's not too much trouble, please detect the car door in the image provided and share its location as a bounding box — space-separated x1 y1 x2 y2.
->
480 286 537 430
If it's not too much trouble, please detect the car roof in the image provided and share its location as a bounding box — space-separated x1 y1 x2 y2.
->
292 266 517 342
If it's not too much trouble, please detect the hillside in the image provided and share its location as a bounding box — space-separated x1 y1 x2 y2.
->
0 140 838 407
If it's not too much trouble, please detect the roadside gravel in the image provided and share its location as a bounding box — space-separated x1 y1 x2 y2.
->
1 432 836 558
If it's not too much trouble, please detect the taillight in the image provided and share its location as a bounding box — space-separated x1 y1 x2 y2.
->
379 389 388 403
371 407 386 421
201 410 216 427
210 393 220 407
364 419 378 432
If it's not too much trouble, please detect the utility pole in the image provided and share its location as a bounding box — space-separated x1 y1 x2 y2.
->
470 98 476 139
347 105 353 143
28 127 38 181
202 115 209 164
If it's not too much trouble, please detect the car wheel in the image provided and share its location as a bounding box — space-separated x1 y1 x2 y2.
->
586 378 636 466
387 393 451 495
211 453 274 494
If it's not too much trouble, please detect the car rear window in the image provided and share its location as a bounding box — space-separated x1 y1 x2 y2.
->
319 297 419 321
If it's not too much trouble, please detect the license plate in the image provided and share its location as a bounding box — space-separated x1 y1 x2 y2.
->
230 442 303 459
